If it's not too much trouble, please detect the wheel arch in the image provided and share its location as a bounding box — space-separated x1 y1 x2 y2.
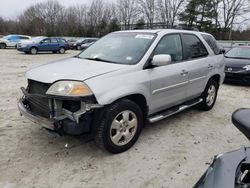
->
119 94 148 120
209 74 221 85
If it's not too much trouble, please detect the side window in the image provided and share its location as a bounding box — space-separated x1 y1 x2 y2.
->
58 38 66 43
154 34 183 62
51 38 58 43
21 36 29 39
182 34 208 59
42 39 51 43
201 34 220 55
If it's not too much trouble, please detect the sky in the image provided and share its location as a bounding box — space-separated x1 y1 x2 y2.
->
0 0 113 19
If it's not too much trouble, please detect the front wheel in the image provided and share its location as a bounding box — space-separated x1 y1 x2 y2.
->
77 45 81 50
197 79 219 111
30 47 37 55
0 43 6 49
95 99 143 154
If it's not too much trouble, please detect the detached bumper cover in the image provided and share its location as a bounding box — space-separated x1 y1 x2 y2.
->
18 99 55 130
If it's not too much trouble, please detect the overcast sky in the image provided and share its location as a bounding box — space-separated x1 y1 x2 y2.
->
0 0 113 19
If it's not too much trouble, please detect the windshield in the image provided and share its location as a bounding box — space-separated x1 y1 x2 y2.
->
225 47 250 59
76 39 84 43
78 33 156 65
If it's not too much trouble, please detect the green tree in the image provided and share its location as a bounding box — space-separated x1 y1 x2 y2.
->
179 0 217 32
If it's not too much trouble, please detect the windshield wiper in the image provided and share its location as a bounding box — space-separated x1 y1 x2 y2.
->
84 57 117 63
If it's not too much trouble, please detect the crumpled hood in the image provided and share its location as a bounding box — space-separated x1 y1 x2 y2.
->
26 57 128 83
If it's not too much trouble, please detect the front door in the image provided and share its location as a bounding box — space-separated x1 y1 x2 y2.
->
149 34 189 114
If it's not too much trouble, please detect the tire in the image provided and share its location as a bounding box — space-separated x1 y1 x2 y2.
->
52 51 57 54
59 47 65 54
197 79 219 111
0 43 6 49
77 45 81 50
30 47 37 55
95 99 143 154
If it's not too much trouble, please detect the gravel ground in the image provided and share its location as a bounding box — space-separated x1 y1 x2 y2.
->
0 49 249 188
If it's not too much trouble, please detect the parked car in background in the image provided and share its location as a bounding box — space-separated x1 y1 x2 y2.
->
0 34 31 49
18 29 225 153
80 40 97 50
67 38 78 49
72 38 98 50
224 47 250 84
17 37 70 54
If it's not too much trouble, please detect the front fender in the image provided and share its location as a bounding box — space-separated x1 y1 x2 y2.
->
93 84 150 105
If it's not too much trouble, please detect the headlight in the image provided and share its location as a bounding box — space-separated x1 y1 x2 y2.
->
46 81 93 97
243 65 250 71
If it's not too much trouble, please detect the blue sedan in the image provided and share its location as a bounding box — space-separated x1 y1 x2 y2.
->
17 37 70 54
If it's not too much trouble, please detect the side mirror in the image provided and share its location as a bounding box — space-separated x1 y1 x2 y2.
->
151 54 172 67
219 48 225 54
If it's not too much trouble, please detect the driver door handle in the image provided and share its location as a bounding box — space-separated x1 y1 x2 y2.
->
208 64 213 69
180 69 188 76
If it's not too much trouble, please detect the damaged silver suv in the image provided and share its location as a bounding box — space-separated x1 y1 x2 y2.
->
18 29 225 153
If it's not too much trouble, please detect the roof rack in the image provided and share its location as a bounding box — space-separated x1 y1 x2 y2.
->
121 23 199 31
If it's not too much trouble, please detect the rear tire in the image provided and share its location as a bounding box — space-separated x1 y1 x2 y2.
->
30 47 37 55
94 99 143 154
197 79 219 111
59 47 65 54
0 43 6 49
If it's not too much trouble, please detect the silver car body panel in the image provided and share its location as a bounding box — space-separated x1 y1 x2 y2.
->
26 29 225 116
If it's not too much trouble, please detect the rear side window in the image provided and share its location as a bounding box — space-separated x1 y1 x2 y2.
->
154 34 183 62
20 36 29 39
182 34 208 59
202 34 220 55
58 38 66 43
51 38 58 43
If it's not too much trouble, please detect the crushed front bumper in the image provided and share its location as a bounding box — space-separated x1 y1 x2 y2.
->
18 99 55 130
18 85 103 135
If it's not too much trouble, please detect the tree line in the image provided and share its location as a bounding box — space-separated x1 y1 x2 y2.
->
0 0 249 40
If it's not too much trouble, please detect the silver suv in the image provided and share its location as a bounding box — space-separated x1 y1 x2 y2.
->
18 29 225 153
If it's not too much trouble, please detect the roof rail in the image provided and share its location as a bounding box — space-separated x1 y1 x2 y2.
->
121 23 199 31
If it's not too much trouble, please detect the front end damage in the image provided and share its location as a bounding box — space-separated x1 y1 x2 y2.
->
18 79 102 135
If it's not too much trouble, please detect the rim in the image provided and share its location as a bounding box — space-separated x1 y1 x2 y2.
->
60 48 65 53
206 85 216 106
110 110 138 146
31 48 36 54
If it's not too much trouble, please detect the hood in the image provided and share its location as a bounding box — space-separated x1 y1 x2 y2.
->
225 57 250 67
26 57 128 83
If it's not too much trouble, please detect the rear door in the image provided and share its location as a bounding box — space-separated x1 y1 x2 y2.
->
50 38 60 51
149 34 189 113
181 34 210 100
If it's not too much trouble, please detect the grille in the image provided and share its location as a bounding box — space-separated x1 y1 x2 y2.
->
26 80 51 118
28 79 50 94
